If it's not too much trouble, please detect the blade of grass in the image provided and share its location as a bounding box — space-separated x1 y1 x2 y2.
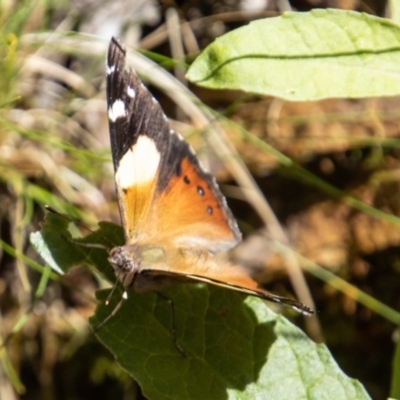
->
0 116 109 163
0 239 60 280
271 239 400 325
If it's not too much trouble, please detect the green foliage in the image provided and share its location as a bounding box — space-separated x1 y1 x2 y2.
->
30 210 123 281
391 333 400 399
31 211 371 400
187 10 400 394
187 9 400 101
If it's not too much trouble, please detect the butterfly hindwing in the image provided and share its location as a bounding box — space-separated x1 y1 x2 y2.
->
138 269 313 316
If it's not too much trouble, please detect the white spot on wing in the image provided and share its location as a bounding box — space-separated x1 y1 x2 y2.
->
127 86 136 98
188 145 196 156
108 99 126 122
106 65 115 75
115 136 160 188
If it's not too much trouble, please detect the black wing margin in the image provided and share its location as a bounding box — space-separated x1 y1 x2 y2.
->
106 37 171 172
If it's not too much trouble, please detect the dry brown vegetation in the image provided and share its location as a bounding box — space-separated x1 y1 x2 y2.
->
0 1 399 399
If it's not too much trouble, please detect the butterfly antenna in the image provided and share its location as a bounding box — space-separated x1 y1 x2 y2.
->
45 205 116 250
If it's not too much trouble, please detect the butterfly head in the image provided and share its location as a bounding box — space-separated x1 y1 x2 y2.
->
108 245 140 288
109 244 168 288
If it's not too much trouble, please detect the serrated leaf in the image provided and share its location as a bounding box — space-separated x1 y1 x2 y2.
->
30 230 65 274
33 210 371 399
91 287 370 400
30 210 123 282
186 9 400 101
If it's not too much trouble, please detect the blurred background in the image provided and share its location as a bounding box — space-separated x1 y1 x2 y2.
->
0 0 399 399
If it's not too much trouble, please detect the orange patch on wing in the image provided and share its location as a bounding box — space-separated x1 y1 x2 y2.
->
118 179 156 240
148 156 238 251
156 246 259 289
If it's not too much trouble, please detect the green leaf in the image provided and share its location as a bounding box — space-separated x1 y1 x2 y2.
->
30 230 65 275
30 210 124 282
389 0 400 25
186 9 400 101
33 210 371 399
92 288 370 400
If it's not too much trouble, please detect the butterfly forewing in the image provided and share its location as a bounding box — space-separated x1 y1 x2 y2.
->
106 38 241 252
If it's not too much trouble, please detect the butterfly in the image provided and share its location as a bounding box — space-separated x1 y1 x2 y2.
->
105 37 313 316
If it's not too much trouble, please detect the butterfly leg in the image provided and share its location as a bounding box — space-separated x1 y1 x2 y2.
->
93 290 128 332
156 292 186 357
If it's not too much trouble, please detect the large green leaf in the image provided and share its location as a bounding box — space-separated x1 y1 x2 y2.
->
31 210 371 400
92 288 371 400
186 9 400 101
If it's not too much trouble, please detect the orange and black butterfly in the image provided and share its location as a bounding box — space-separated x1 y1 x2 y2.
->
106 37 313 316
